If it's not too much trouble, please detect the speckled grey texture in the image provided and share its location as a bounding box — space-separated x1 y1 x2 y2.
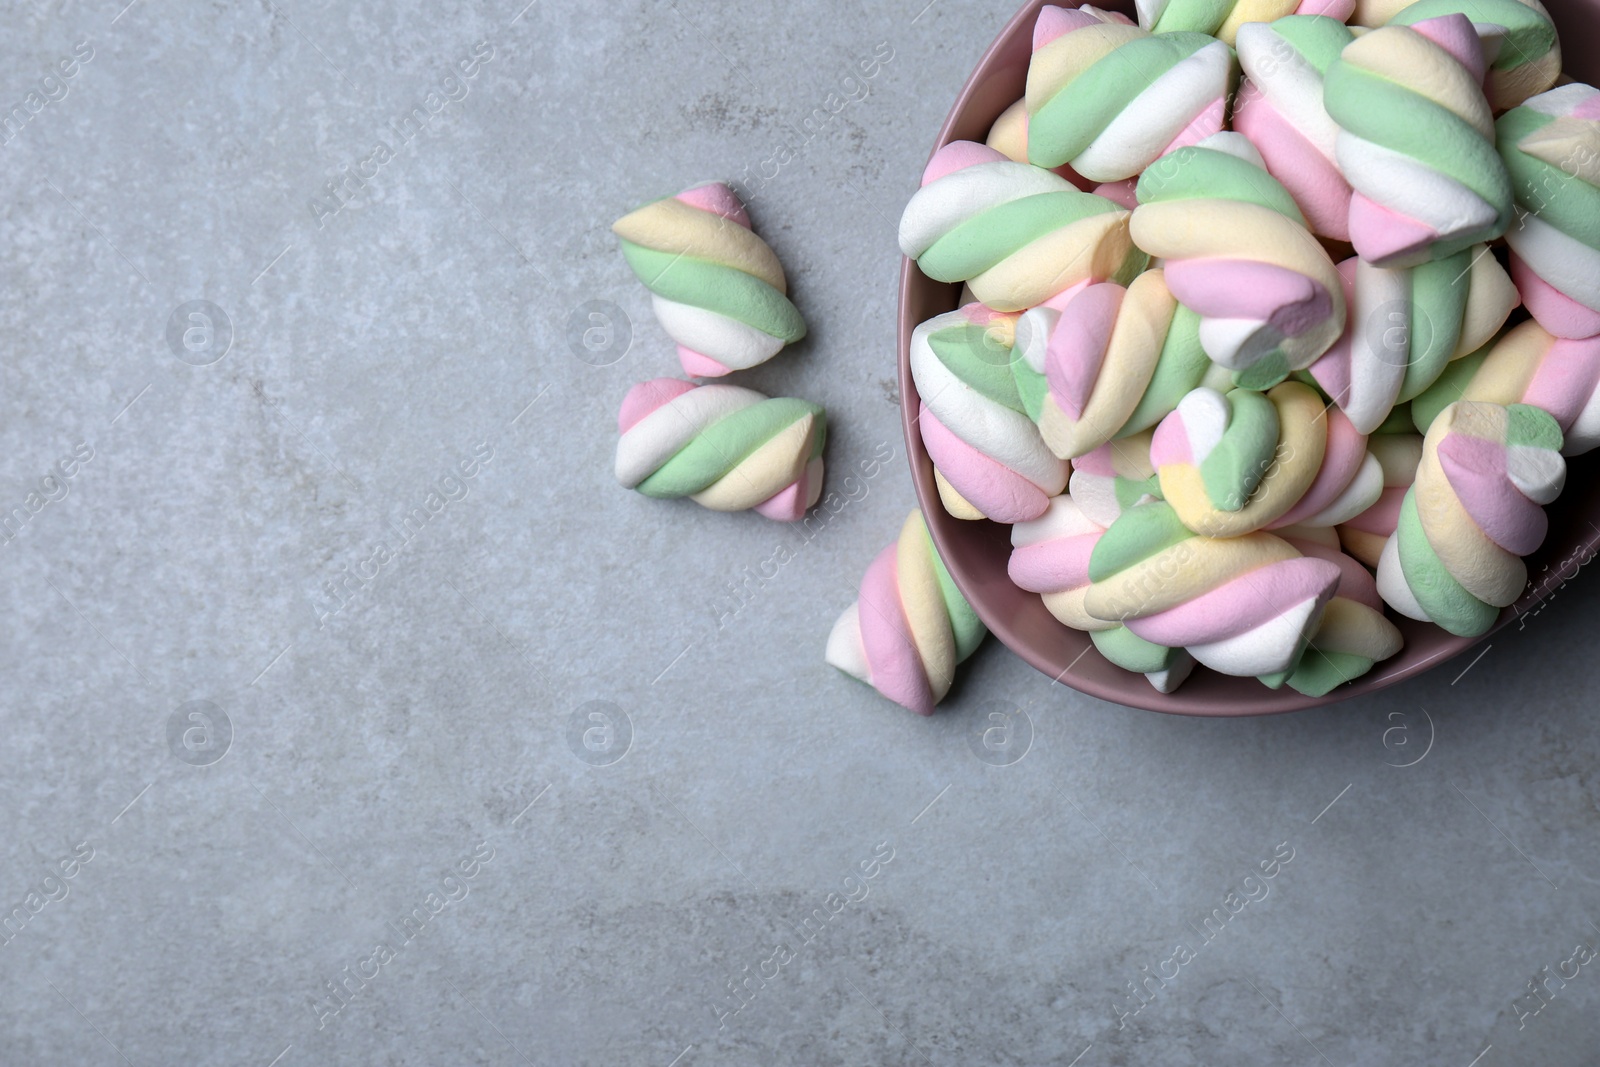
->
1 1 1597 1064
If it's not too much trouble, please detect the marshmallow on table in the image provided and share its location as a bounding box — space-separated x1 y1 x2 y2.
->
1138 0 1354 47
1131 132 1346 390
826 511 987 716
1009 494 1195 693
1273 525 1404 695
614 379 825 522
1388 0 1559 110
1498 84 1600 340
1411 319 1600 455
1083 500 1342 679
1378 401 1566 635
1151 381 1383 537
1234 16 1357 240
1306 247 1518 434
898 141 1145 312
1023 5 1234 182
1337 431 1424 566
1324 14 1513 267
1011 271 1232 461
613 182 805 377
909 304 1070 524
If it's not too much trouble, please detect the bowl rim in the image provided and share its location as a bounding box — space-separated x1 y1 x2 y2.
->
896 0 1600 715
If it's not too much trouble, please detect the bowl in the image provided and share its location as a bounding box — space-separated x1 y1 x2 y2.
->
898 0 1600 714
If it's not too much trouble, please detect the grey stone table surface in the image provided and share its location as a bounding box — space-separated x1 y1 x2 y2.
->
2 1 1598 1064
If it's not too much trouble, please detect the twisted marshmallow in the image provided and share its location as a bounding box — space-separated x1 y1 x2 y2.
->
1324 14 1513 267
1009 494 1195 692
1273 525 1404 695
1068 429 1163 527
987 98 1053 171
1307 247 1518 433
1388 0 1559 110
1024 6 1233 181
987 98 1140 205
1151 382 1383 537
1378 401 1565 635
613 182 805 377
1012 270 1230 460
615 379 825 522
826 511 987 715
1412 319 1600 455
1132 133 1346 390
910 304 1069 523
1499 84 1600 339
1338 431 1424 566
898 141 1144 312
1349 0 1413 24
1084 500 1342 678
1234 16 1357 239
1138 0 1354 47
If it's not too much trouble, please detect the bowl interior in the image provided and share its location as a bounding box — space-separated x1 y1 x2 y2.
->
898 0 1600 714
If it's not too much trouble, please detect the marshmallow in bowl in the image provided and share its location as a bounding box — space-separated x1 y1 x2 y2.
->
1387 0 1559 110
1233 16 1356 240
1272 525 1404 695
1011 271 1231 461
909 304 1069 523
1378 401 1565 635
898 141 1145 312
1083 500 1342 679
1067 430 1163 526
1131 132 1346 390
825 511 987 716
1412 320 1600 456
1150 381 1382 537
1499 83 1600 340
1337 432 1424 566
1348 0 1413 23
612 182 805 377
1009 494 1196 692
1137 0 1354 46
986 98 1033 165
615 379 825 522
1324 14 1512 267
1024 5 1233 181
1306 247 1518 434
988 98 1149 208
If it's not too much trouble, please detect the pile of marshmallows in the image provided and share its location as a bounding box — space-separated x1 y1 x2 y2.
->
896 0 1599 705
614 0 1600 714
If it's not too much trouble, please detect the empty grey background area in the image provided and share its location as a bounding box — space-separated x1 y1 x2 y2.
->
1 0 1596 1064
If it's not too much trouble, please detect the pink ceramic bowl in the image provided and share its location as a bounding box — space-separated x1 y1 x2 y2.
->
899 0 1600 714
